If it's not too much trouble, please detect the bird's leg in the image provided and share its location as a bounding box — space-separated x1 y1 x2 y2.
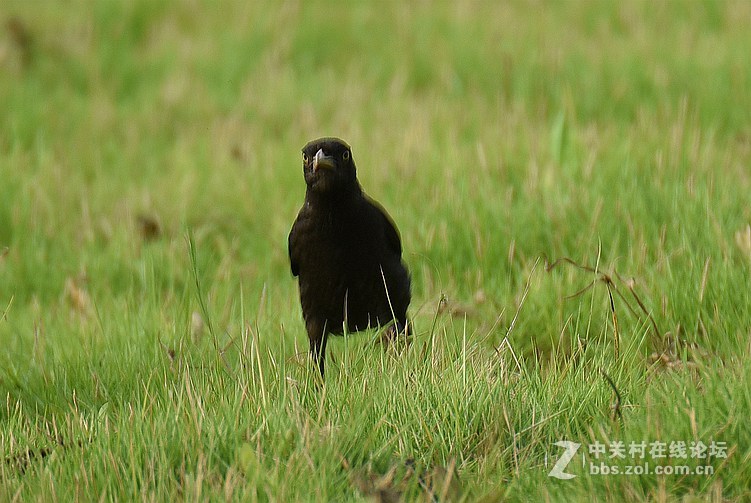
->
377 318 411 349
396 318 410 337
312 336 328 377
307 319 328 377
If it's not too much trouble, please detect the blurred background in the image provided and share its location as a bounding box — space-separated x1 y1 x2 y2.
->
1 0 750 362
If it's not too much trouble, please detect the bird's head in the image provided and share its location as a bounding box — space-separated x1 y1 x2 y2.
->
301 137 358 194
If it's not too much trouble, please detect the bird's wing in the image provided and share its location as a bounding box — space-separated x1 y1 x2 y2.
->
288 221 300 277
366 196 403 256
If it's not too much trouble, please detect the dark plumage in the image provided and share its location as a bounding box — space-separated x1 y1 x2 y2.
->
288 137 411 376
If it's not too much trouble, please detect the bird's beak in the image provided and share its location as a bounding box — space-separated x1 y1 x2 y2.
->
312 148 336 171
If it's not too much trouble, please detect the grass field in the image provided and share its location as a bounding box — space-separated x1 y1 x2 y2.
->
1 1 751 501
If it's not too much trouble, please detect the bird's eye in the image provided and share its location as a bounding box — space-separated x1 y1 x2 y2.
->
342 150 350 161
302 153 309 163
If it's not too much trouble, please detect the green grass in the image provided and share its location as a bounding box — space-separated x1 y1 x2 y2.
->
1 1 751 500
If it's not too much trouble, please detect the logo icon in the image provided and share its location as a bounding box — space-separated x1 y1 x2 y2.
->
548 441 580 479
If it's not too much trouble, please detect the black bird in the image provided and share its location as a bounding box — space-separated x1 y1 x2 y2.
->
288 137 411 376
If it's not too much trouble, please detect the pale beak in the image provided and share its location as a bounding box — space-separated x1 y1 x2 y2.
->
312 148 336 171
